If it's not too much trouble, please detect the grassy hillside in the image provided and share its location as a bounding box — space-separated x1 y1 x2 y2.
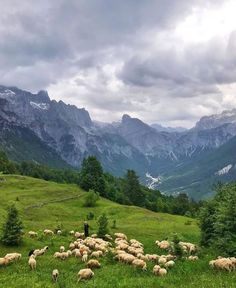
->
0 175 235 287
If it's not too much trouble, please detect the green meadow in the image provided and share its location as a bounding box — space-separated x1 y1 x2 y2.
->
0 175 235 287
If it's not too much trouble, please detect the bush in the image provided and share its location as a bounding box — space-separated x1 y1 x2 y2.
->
87 212 95 220
97 213 109 238
171 233 183 258
83 190 99 207
199 183 236 255
1 205 23 246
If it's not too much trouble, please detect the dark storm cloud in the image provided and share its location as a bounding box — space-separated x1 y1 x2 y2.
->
0 0 233 126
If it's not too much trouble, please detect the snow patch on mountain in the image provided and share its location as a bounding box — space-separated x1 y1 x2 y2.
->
146 173 162 189
215 164 233 176
30 102 50 110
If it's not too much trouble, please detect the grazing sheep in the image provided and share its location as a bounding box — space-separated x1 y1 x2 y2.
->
91 251 103 258
28 255 36 270
0 257 9 266
33 246 49 257
78 268 94 281
69 243 76 250
156 240 171 250
209 258 234 272
57 230 62 235
28 231 38 238
87 259 101 269
69 230 75 236
165 260 175 269
52 269 59 282
114 233 127 240
82 252 88 262
75 232 84 239
105 234 113 241
60 246 65 253
188 255 199 261
5 253 22 262
153 265 167 276
43 229 54 236
158 256 167 265
132 259 147 270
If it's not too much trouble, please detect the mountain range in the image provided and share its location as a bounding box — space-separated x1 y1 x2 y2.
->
1 85 236 199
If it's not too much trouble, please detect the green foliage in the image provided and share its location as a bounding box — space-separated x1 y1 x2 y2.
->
83 190 99 207
97 213 109 238
171 233 183 258
0 151 17 174
79 156 106 196
124 169 145 206
1 204 23 246
199 183 236 255
111 219 117 229
87 212 95 220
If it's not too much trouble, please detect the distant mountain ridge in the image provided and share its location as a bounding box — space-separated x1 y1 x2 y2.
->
1 84 236 199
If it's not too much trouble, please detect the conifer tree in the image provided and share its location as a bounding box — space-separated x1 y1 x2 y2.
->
1 205 23 246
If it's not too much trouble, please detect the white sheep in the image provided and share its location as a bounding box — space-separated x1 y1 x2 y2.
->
132 259 147 270
82 252 88 262
44 229 54 236
52 269 59 282
0 257 9 266
5 253 21 262
28 255 36 270
87 259 101 269
60 246 65 253
28 231 38 238
78 268 94 281
153 265 167 276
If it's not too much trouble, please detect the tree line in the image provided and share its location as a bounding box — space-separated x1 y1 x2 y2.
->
0 151 201 217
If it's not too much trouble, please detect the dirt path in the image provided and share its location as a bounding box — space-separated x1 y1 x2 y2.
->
24 194 83 212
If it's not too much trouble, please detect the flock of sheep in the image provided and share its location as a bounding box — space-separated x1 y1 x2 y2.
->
0 228 236 284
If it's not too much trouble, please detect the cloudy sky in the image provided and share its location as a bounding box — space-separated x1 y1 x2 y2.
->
1 0 236 127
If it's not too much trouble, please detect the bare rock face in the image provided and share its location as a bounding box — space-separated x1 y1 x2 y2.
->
1 84 236 199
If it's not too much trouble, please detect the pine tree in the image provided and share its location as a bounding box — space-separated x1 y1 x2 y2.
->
124 170 145 206
97 213 109 238
79 156 106 196
1 205 23 246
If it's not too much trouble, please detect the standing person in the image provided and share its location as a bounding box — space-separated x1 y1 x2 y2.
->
84 221 89 238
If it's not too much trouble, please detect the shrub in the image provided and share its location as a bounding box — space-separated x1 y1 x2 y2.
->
1 205 23 246
171 233 183 258
83 190 99 207
97 213 109 238
87 212 95 220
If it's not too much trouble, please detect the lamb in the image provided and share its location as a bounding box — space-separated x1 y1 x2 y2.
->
153 265 167 276
52 269 59 282
78 268 94 282
69 230 75 236
75 232 84 239
0 257 9 266
87 259 101 269
5 253 22 262
57 230 62 235
28 255 36 270
43 229 54 236
28 231 38 238
132 259 147 270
